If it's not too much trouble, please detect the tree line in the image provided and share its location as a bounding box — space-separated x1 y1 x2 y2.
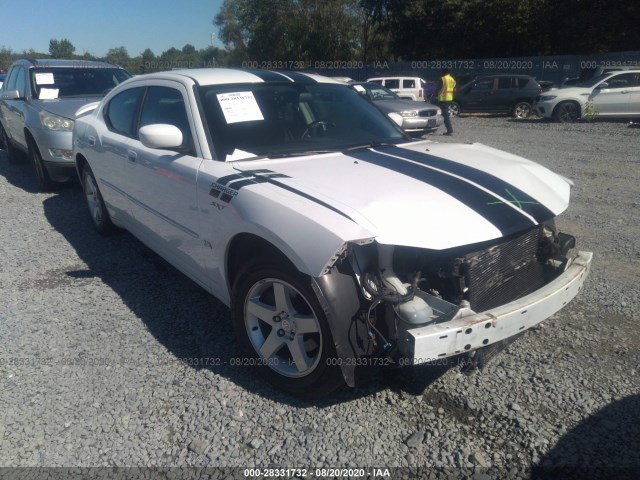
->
0 41 226 75
214 0 640 62
1 0 638 73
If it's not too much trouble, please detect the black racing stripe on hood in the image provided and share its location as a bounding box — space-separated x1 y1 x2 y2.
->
382 146 556 223
346 149 536 236
266 178 355 222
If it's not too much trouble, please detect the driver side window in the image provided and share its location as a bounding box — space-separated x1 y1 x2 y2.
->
139 86 192 152
472 79 494 91
606 73 635 89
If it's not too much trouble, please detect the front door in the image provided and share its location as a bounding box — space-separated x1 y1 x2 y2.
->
124 84 205 284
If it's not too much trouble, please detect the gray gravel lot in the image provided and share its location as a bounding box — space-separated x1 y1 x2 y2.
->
1 115 639 479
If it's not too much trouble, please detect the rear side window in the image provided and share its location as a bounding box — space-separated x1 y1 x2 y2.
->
385 79 400 89
516 78 531 88
497 77 512 89
105 87 144 137
403 79 416 88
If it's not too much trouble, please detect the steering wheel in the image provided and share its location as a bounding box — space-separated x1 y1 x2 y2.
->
302 120 334 138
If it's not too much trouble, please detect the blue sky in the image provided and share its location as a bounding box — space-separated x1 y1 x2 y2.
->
0 0 224 57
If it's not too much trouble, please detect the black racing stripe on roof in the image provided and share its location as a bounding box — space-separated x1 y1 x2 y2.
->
266 178 355 222
382 146 556 223
244 70 293 82
346 149 536 236
277 72 318 84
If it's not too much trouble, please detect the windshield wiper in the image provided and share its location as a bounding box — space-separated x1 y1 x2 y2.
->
266 150 337 159
345 141 400 151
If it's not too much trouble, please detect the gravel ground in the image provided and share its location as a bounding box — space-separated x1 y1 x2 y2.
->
1 115 639 480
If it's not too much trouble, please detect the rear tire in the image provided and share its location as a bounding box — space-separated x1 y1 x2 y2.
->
82 165 115 235
231 263 344 397
512 102 532 119
448 102 461 117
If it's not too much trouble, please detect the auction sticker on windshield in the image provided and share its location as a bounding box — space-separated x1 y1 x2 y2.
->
216 91 264 124
35 72 55 85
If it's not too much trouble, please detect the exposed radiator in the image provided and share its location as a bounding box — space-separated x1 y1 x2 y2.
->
460 226 546 312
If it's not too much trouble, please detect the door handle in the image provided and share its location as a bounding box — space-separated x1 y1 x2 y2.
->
127 150 137 162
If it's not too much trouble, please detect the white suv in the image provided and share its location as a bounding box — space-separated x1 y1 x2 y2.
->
534 70 640 122
367 76 434 101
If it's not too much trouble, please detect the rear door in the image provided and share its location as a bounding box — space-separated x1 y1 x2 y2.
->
487 77 515 112
96 86 146 220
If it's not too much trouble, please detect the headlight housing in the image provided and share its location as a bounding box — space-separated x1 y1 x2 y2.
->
539 95 557 102
39 112 74 131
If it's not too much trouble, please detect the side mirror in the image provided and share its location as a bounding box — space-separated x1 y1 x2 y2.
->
75 102 100 118
1 89 22 100
139 124 183 150
596 82 609 90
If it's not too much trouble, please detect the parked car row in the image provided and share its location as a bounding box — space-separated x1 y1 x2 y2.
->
359 69 640 123
1 63 592 396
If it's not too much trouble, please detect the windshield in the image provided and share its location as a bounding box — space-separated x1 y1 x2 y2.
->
575 74 611 88
353 83 400 100
199 82 408 161
30 67 131 99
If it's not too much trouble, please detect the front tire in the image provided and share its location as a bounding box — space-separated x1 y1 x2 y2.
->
82 165 115 235
553 101 580 123
1 123 24 164
231 264 344 397
28 141 55 191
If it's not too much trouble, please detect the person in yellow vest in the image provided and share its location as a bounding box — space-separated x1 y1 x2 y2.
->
437 68 456 135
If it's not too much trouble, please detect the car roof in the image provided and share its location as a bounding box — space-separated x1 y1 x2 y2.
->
476 74 536 79
16 58 123 69
135 68 345 86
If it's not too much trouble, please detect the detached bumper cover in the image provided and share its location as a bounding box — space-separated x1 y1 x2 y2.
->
403 251 592 363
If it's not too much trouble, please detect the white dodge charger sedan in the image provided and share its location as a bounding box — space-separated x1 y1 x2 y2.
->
73 68 592 396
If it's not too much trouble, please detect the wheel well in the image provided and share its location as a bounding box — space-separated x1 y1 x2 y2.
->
75 154 88 183
23 129 38 152
226 233 297 288
553 100 581 116
513 99 532 106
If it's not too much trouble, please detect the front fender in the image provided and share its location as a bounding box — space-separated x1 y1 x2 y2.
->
311 261 379 387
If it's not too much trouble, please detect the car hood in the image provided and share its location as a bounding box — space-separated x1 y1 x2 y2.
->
555 85 594 94
374 98 438 113
233 141 571 250
34 97 103 119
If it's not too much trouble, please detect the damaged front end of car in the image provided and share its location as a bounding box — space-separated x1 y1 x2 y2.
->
313 222 592 387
